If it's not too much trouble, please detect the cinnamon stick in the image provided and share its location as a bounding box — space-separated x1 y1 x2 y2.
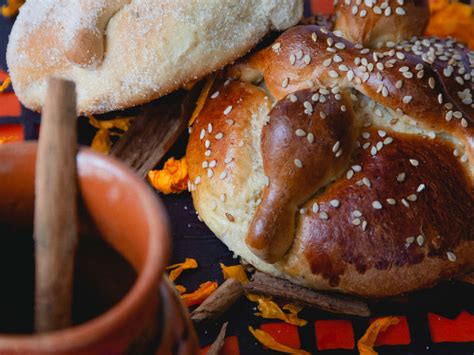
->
244 271 370 317
191 278 243 323
34 78 78 332
111 85 202 178
207 322 228 355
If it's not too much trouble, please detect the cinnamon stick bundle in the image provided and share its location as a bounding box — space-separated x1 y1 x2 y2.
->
34 78 78 331
244 271 370 317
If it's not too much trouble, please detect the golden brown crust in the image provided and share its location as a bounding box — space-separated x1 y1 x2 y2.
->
247 88 357 262
187 25 474 297
333 0 429 48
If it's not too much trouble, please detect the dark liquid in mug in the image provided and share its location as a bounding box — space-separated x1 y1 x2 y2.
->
0 227 136 334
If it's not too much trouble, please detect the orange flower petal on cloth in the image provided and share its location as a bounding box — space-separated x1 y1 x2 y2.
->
0 76 11 93
0 136 15 144
1 0 24 17
181 281 218 307
148 157 188 194
247 294 307 327
175 285 187 294
358 316 400 355
166 258 198 282
90 129 111 154
88 115 132 154
220 263 249 283
248 327 310 355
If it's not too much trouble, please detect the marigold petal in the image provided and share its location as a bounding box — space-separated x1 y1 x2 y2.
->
248 294 307 327
166 258 198 282
1 0 24 17
0 76 11 93
175 285 187 294
358 316 400 355
148 157 188 194
0 136 15 144
220 263 249 283
181 281 218 307
248 327 310 355
91 129 112 154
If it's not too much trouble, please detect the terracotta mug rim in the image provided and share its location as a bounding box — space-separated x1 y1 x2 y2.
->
0 142 170 352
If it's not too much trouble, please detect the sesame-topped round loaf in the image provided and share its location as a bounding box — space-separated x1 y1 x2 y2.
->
6 0 303 114
186 25 474 297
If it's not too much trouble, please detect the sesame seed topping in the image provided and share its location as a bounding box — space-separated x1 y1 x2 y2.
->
352 218 361 225
215 132 224 140
346 170 354 179
386 198 396 205
428 77 435 89
282 78 289 88
406 236 415 244
303 54 311 65
397 172 406 182
353 210 362 218
396 7 406 15
403 95 413 104
288 94 297 102
223 106 233 115
211 91 220 99
409 159 419 166
312 202 319 213
200 129 206 140
372 201 383 209
195 176 201 184
416 235 424 246
208 123 213 133
204 150 211 157
289 54 296 65
352 165 362 172
447 251 457 262
272 42 281 51
219 171 227 180
407 194 418 202
295 129 306 137
307 133 315 144
401 199 410 208
209 160 217 168
311 32 318 42
294 159 303 168
329 70 339 78
299 208 307 215
207 169 213 178
319 212 329 220
224 156 233 164
330 199 340 208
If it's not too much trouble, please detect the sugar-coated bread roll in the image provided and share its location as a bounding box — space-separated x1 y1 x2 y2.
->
6 0 303 114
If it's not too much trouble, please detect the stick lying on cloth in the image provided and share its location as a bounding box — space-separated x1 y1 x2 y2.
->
244 272 370 317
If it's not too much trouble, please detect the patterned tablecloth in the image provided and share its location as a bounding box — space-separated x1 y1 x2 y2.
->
0 1 473 354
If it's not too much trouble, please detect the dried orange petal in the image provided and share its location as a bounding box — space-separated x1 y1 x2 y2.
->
148 157 188 194
166 258 198 282
0 76 11 93
248 326 310 355
181 281 218 307
358 316 400 355
247 294 307 327
220 263 249 283
1 0 24 17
